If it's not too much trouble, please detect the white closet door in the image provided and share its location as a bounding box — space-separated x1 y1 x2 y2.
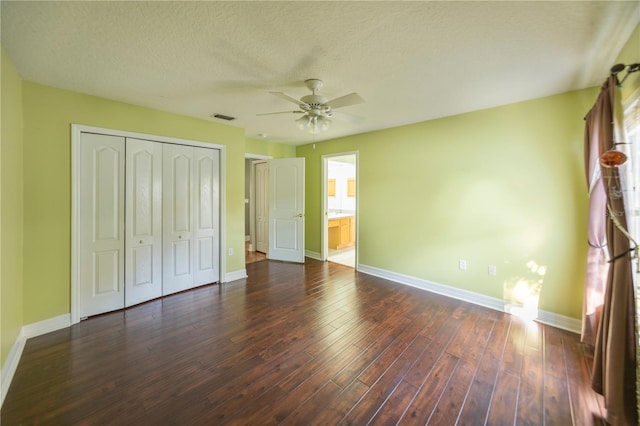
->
125 138 163 306
193 147 220 286
162 143 195 295
79 133 125 317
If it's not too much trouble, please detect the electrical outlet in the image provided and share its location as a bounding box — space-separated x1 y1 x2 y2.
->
459 259 467 270
228 248 234 256
488 265 497 276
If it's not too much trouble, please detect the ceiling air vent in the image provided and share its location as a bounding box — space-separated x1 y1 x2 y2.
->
211 113 236 121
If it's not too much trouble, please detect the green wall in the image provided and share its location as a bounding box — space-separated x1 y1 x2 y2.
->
298 88 598 319
246 137 296 158
1 48 24 365
21 82 249 324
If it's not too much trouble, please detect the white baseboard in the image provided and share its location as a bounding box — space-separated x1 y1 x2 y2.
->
0 329 26 408
22 314 71 339
357 264 581 334
1 313 71 407
305 250 322 261
245 235 250 242
536 309 582 333
224 269 248 282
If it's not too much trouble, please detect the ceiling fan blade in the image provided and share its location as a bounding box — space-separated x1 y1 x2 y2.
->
270 91 308 107
331 110 365 124
257 110 304 116
325 93 365 109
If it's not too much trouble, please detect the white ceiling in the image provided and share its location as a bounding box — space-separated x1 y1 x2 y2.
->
2 1 639 146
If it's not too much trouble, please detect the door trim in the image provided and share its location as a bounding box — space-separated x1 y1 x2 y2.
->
321 152 359 268
71 124 227 325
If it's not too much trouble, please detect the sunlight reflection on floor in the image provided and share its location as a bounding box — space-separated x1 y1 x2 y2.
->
503 259 546 321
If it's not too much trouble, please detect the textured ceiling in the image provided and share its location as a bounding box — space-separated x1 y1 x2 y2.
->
2 1 639 145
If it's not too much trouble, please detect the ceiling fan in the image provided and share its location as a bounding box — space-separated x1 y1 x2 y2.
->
258 79 365 134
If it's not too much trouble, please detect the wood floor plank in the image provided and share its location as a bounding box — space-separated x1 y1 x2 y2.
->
501 316 527 375
239 344 366 424
299 379 370 425
486 370 520 425
456 314 509 425
196 351 314 424
355 309 434 387
544 325 566 379
398 352 459 424
340 334 430 424
276 321 375 394
1 259 603 425
369 379 419 424
279 380 344 425
331 320 410 389
545 374 572 426
516 323 544 425
427 358 476 425
403 315 462 388
562 330 608 425
445 307 480 358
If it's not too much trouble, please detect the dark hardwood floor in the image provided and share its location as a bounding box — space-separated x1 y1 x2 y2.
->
2 259 606 425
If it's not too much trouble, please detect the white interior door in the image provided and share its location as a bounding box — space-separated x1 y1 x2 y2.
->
79 133 125 317
255 161 268 253
125 138 163 306
162 143 195 295
193 147 220 286
268 158 305 263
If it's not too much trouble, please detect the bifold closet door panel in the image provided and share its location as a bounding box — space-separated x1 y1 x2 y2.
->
79 133 126 317
162 143 195 295
193 147 220 286
125 138 163 306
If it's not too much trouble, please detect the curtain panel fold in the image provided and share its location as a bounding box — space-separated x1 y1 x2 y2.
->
584 76 638 425
583 85 610 346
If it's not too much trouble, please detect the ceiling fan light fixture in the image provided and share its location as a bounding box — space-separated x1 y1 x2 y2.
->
296 115 331 134
296 115 309 131
305 116 331 134
316 116 331 132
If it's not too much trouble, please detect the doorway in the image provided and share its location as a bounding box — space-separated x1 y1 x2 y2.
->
245 156 306 265
245 154 270 264
323 153 357 268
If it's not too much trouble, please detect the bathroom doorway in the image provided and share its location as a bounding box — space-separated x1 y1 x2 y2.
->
323 153 357 268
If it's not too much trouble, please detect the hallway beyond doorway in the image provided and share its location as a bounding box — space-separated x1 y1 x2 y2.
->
245 241 266 264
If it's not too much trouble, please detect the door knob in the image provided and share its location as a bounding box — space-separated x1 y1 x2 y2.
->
178 235 182 239
139 240 143 244
294 213 304 218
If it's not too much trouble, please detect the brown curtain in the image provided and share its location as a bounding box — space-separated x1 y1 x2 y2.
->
584 76 638 425
582 83 609 346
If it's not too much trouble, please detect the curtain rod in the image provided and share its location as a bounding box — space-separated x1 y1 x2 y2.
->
610 62 640 86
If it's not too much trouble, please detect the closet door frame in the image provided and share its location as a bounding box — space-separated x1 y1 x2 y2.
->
71 124 227 325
